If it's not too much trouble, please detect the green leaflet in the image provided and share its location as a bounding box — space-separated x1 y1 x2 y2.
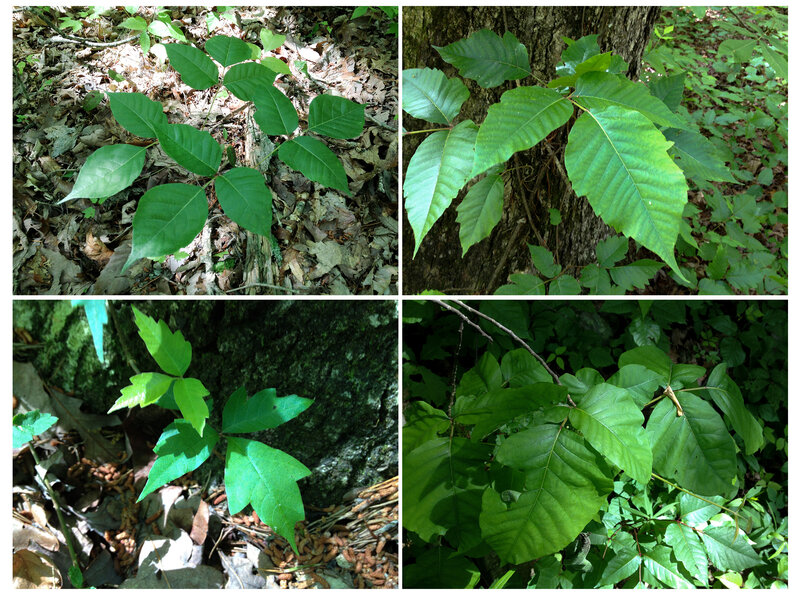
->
205 35 251 66
573 71 686 129
434 29 530 88
71 299 107 362
568 383 652 485
495 274 545 295
700 525 763 571
404 547 481 589
156 123 222 176
663 128 737 183
13 411 58 449
173 377 210 436
402 68 469 125
472 86 573 178
547 52 613 88
260 29 285 51
123 183 208 272
403 438 492 552
138 419 218 501
706 363 763 454
277 136 350 194
680 492 724 526
107 92 167 138
61 144 146 202
223 62 277 101
610 260 664 291
664 522 709 587
221 386 313 434
402 401 450 456
454 383 567 440
647 394 738 497
252 86 299 135
564 106 689 284
606 364 662 409
224 437 311 554
260 57 292 75
164 43 219 90
642 545 696 588
456 351 503 398
307 94 365 139
647 72 686 113
108 372 173 413
215 167 273 237
618 345 705 389
456 173 504 255
480 424 614 563
131 306 192 377
598 547 641 587
759 42 788 79
500 348 552 387
404 120 478 256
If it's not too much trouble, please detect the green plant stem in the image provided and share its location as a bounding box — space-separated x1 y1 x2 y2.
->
201 90 220 131
27 441 82 579
650 471 742 537
403 127 452 136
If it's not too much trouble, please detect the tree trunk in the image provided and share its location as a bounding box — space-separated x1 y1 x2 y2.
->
402 6 661 294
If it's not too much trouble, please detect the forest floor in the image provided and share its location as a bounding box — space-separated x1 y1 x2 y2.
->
12 6 398 295
13 360 398 589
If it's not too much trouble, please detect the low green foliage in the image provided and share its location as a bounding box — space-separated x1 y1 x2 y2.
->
61 31 364 273
107 307 314 552
403 300 787 588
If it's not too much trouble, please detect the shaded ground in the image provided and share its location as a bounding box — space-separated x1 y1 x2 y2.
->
13 6 398 295
13 300 398 588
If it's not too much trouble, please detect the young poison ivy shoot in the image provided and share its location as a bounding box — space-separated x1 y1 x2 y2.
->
61 34 365 274
108 307 314 553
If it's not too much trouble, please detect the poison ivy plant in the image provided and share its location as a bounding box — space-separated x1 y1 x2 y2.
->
402 299 786 588
403 29 752 291
60 33 364 273
107 307 313 552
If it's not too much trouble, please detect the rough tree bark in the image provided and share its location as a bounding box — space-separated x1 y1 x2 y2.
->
402 6 661 294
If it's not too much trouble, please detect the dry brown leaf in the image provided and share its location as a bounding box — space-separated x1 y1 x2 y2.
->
12 549 61 589
83 231 113 266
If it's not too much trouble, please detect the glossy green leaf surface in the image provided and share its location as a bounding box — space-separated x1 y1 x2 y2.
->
706 363 763 454
568 383 652 484
573 71 686 128
260 56 292 75
402 401 450 456
260 29 285 51
647 72 686 113
402 68 469 125
701 525 763 571
480 424 614 563
222 386 313 434
606 364 661 408
456 173 504 256
642 545 696 588
108 372 173 413
434 29 530 88
205 35 251 66
71 299 107 362
665 522 709 586
277 136 350 194
61 144 146 202
138 419 218 501
473 86 573 177
252 86 298 135
156 123 222 176
647 394 738 497
215 167 273 237
598 547 641 587
500 349 552 387
404 120 478 256
165 43 219 90
131 307 192 378
224 437 311 553
403 438 492 550
308 94 365 139
223 62 277 101
564 106 689 282
107 92 167 138
13 411 58 449
173 377 209 436
618 345 705 389
123 183 208 272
